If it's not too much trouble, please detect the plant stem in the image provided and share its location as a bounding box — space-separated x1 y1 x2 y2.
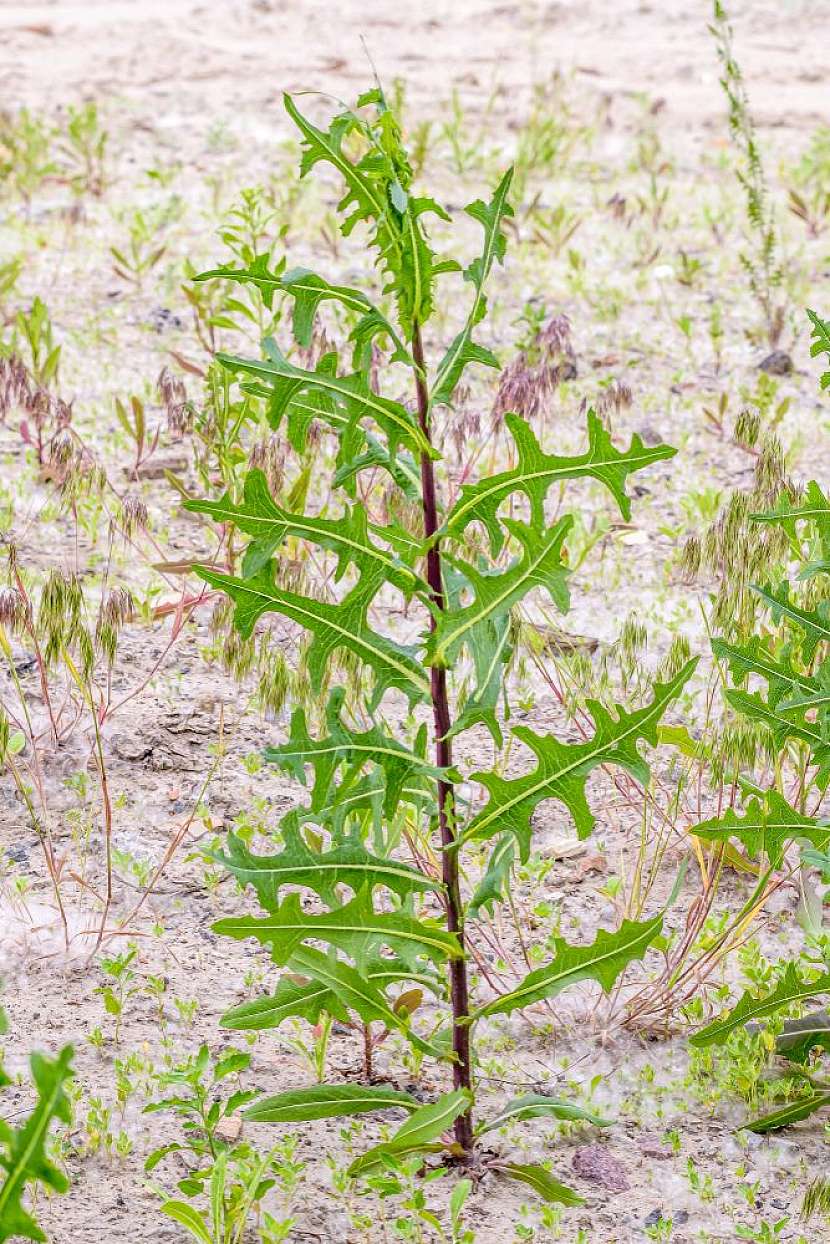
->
411 325 474 1155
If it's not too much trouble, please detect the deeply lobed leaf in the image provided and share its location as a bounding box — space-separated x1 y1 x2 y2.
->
461 660 697 860
444 411 676 555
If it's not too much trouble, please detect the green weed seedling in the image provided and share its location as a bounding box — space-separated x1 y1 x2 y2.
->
189 85 694 1203
145 1044 298 1243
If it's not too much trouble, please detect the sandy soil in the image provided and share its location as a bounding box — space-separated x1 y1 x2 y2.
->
1 1 830 1242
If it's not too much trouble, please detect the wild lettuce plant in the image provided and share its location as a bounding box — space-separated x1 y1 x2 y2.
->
190 87 694 1196
688 310 830 1131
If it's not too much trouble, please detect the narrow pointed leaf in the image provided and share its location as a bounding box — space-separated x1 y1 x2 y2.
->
433 168 514 405
744 1092 830 1133
497 1163 583 1206
287 946 447 1061
467 834 515 920
243 1083 419 1124
160 1203 212 1244
476 1094 609 1136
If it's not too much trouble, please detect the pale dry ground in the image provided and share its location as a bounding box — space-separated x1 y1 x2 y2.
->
1 2 830 1243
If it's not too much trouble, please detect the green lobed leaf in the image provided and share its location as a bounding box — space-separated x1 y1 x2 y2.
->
725 688 830 780
690 960 830 1048
333 434 422 499
263 687 445 819
751 480 830 558
427 517 571 669
218 340 433 458
807 307 830 390
446 611 512 747
751 582 830 663
185 468 427 594
690 790 830 869
215 826 439 908
213 888 461 970
444 411 676 555
347 1090 473 1178
243 1083 419 1124
283 93 446 338
712 637 823 708
461 660 697 860
200 262 409 364
195 561 430 709
473 915 662 1020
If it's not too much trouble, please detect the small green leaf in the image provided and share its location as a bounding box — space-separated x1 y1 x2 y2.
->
0 1045 74 1244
